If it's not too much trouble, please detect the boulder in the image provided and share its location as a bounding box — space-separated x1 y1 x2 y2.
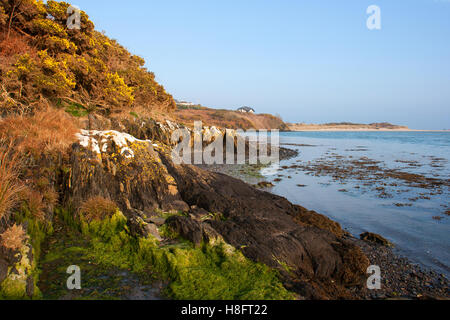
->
147 217 166 227
144 223 163 242
360 232 393 247
188 205 210 221
166 216 219 246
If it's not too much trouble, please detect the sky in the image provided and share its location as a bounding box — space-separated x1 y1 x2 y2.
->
67 0 450 129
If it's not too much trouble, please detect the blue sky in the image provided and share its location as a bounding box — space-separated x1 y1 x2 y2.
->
69 0 450 129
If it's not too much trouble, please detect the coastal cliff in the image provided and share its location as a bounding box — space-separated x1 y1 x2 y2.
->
0 0 413 300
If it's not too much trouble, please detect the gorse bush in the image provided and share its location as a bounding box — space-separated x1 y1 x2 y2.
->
0 5 7 26
0 0 176 115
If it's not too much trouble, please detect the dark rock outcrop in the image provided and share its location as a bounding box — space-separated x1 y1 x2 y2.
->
67 129 370 299
160 157 369 298
68 130 189 214
166 216 220 246
360 232 393 247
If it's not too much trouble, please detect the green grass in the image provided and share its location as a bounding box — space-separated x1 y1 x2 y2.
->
64 103 89 117
129 111 140 119
15 205 54 260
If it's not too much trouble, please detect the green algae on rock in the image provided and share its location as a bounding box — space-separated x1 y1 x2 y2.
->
38 206 294 300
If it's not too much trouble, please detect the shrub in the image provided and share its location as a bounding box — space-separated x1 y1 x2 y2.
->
0 107 79 156
0 85 16 112
42 188 58 207
79 196 118 222
43 36 77 54
0 33 33 57
32 18 67 37
0 144 24 221
0 224 27 251
19 188 45 222
0 0 175 115
35 50 76 95
8 53 36 80
104 72 134 108
0 6 7 27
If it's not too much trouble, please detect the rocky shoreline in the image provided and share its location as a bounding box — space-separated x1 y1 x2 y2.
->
1 113 448 300
350 236 449 300
60 121 375 299
197 156 449 300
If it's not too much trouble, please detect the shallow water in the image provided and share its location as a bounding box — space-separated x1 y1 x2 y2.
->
263 131 450 277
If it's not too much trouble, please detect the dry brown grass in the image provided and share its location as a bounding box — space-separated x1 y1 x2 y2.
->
0 224 27 251
0 32 34 57
173 108 286 130
0 107 79 156
0 144 24 221
42 188 58 207
79 196 118 222
19 188 46 222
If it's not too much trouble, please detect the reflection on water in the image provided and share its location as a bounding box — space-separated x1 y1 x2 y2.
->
265 131 450 277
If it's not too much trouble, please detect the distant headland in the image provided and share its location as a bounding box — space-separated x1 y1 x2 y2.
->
286 122 412 132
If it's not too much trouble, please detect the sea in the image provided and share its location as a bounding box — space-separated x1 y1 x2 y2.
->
262 131 450 277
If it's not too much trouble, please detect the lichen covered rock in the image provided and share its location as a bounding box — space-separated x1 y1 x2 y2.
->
69 129 189 217
360 232 393 247
0 241 40 300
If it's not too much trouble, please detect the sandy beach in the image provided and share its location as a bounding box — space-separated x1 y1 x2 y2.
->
286 124 449 132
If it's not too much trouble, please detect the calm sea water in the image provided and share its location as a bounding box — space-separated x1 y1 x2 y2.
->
264 131 450 277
